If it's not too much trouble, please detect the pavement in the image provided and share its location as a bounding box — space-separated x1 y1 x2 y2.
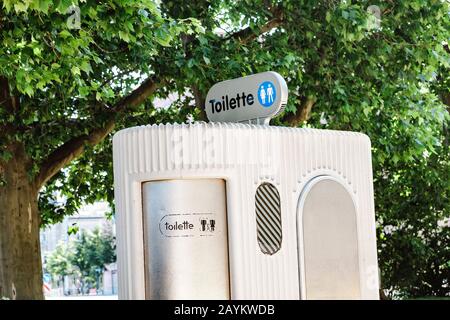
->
46 295 118 300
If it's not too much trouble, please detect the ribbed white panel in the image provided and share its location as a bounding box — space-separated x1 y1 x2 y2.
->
113 122 379 300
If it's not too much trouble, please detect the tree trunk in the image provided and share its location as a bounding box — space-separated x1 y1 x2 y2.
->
0 143 43 299
61 276 65 295
281 96 317 127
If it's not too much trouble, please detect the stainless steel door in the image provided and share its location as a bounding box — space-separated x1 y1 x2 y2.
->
142 179 230 299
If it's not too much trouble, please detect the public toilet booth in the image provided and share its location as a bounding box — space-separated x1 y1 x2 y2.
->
112 72 379 299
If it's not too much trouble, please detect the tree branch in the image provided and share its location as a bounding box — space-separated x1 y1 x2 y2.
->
442 92 450 114
35 77 161 188
181 7 283 116
0 77 20 140
225 7 284 44
191 85 208 121
0 77 19 115
281 96 317 127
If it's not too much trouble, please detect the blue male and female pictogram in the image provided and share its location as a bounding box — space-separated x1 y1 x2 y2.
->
258 81 276 107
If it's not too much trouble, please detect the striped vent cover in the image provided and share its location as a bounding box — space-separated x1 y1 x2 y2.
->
255 183 282 255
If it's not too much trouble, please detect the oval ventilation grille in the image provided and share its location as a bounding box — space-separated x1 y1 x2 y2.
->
255 183 282 255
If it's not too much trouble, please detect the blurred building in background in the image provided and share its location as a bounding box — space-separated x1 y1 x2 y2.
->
40 202 117 298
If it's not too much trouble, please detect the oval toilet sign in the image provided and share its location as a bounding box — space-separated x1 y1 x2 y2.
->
205 71 288 124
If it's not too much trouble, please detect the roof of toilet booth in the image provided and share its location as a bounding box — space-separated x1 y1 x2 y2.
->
112 121 371 144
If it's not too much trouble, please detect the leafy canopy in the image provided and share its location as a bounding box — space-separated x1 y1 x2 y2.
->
1 0 449 298
45 225 116 290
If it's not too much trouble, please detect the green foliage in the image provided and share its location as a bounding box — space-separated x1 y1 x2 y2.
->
71 226 116 290
45 224 116 291
45 240 77 279
1 0 449 298
376 138 450 298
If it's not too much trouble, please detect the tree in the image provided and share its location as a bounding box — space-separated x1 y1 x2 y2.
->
376 141 450 298
0 0 448 299
71 226 116 294
45 241 77 294
45 225 116 295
